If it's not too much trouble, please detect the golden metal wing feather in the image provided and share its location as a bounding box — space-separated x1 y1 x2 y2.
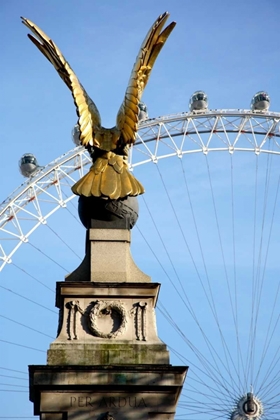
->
116 12 176 144
21 17 101 148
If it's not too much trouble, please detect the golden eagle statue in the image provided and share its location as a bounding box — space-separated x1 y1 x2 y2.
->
21 13 176 200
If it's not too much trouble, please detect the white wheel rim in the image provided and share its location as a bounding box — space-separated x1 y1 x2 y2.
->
2 110 280 419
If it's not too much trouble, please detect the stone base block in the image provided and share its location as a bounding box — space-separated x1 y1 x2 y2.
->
29 365 187 420
47 342 169 365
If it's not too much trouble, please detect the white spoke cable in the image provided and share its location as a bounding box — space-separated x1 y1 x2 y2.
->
250 150 273 386
155 161 240 392
158 305 236 403
0 284 57 314
0 314 54 339
205 155 243 394
45 223 82 260
9 262 54 292
138 198 239 394
27 242 69 272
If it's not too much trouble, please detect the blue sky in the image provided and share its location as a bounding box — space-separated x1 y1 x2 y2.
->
1 1 280 419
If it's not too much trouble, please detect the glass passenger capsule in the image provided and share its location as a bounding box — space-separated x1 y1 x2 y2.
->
72 124 81 146
189 91 208 112
138 101 148 122
251 91 270 111
19 153 40 178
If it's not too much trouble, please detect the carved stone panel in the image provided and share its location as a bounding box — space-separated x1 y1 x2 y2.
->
55 290 161 343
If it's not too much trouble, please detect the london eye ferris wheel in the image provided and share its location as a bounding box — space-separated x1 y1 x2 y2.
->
2 5 280 420
2 90 280 419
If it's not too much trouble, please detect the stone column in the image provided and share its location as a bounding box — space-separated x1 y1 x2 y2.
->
29 207 187 420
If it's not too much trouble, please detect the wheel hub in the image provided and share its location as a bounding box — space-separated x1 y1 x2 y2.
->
230 393 263 420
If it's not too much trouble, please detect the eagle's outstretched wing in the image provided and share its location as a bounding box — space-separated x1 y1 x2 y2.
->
21 17 101 148
116 12 176 144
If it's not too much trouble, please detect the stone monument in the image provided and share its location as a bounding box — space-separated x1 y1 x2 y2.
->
22 12 188 419
29 196 187 419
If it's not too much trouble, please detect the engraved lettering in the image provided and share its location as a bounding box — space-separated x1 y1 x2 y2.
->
138 398 147 407
78 397 85 407
95 396 147 409
119 397 126 407
86 397 94 407
70 396 76 407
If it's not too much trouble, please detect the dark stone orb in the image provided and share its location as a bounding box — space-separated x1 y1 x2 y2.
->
78 195 139 230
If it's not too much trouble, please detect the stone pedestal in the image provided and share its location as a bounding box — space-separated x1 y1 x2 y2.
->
29 226 187 419
30 365 186 420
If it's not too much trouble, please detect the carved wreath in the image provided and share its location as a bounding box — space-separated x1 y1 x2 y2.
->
88 300 127 339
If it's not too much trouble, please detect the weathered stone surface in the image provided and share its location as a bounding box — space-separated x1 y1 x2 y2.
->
29 365 187 419
47 343 169 365
48 282 169 365
55 283 160 341
66 229 150 283
29 226 187 419
56 282 159 306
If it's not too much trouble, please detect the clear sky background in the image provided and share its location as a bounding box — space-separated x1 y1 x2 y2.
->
1 1 280 419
